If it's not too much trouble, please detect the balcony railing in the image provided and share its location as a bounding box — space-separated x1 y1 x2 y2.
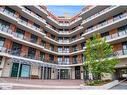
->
0 7 18 19
22 7 46 23
83 6 115 23
104 29 127 41
114 49 127 56
85 12 127 34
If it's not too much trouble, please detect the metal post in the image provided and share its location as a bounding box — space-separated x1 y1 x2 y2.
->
45 66 47 79
43 65 45 80
17 63 21 81
59 69 60 80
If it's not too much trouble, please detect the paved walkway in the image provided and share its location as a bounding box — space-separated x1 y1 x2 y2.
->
0 78 83 89
111 81 127 90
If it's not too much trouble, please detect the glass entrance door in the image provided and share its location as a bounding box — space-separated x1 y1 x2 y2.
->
20 64 30 78
60 69 69 79
75 66 81 79
11 63 19 77
41 67 51 79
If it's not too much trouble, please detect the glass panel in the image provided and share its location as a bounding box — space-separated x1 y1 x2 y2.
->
20 64 30 77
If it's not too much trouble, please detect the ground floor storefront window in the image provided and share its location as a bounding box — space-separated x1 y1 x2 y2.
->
11 63 30 78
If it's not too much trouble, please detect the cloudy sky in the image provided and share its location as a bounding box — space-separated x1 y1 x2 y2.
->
47 6 84 16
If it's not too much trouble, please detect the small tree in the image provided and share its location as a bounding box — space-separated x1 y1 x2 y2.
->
83 33 118 80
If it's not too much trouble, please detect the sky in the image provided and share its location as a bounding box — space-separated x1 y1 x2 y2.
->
47 6 84 16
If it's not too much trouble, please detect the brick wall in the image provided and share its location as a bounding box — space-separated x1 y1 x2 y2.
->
20 45 28 57
112 43 123 51
4 39 12 49
35 50 40 60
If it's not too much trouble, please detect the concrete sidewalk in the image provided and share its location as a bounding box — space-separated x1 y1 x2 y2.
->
0 78 83 89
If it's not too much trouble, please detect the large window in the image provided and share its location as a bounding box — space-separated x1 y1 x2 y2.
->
0 37 5 50
64 46 69 53
64 56 69 64
40 52 45 61
28 47 36 59
72 45 77 52
58 56 62 63
30 34 38 43
41 40 46 47
118 25 127 36
58 46 62 53
122 42 127 55
20 16 28 25
58 37 63 43
15 28 24 39
0 19 11 33
11 42 22 56
49 54 54 62
50 44 54 51
73 55 77 64
4 6 16 17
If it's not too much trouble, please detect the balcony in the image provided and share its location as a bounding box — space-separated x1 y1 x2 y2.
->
17 19 45 37
0 7 18 24
21 7 46 26
104 29 127 43
114 49 127 58
58 61 70 65
82 12 127 38
82 6 116 26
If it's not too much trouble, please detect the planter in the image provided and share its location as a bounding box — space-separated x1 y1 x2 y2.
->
80 80 119 90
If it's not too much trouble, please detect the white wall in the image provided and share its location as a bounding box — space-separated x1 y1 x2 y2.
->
2 58 12 77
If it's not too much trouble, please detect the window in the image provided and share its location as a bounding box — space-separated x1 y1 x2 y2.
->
122 42 127 55
82 54 85 62
58 37 63 43
0 19 10 32
11 42 22 56
15 28 24 39
41 40 46 47
0 37 5 50
51 34 55 40
50 44 54 51
33 23 40 30
28 47 36 59
64 56 69 64
64 37 69 43
58 56 62 63
118 25 127 36
49 54 54 61
81 42 86 49
73 55 77 64
40 52 45 61
30 34 38 43
58 46 62 52
72 45 77 52
64 46 69 53
4 6 16 17
20 16 28 25
71 36 76 41
0 56 2 65
113 13 122 21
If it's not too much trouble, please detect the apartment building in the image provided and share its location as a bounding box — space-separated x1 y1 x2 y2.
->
0 6 127 80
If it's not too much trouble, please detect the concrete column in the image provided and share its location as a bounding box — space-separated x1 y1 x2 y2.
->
43 65 45 79
80 66 84 79
59 69 60 80
72 67 75 79
17 63 21 81
0 57 6 77
51 68 55 79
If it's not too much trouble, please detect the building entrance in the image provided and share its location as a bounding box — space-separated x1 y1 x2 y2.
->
75 66 81 79
41 67 51 79
11 63 30 78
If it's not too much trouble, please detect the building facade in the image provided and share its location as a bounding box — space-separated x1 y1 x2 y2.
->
0 6 127 80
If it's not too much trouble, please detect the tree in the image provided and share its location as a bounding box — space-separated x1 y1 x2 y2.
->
83 33 118 80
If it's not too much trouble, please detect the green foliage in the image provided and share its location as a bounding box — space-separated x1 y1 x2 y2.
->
83 33 119 79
